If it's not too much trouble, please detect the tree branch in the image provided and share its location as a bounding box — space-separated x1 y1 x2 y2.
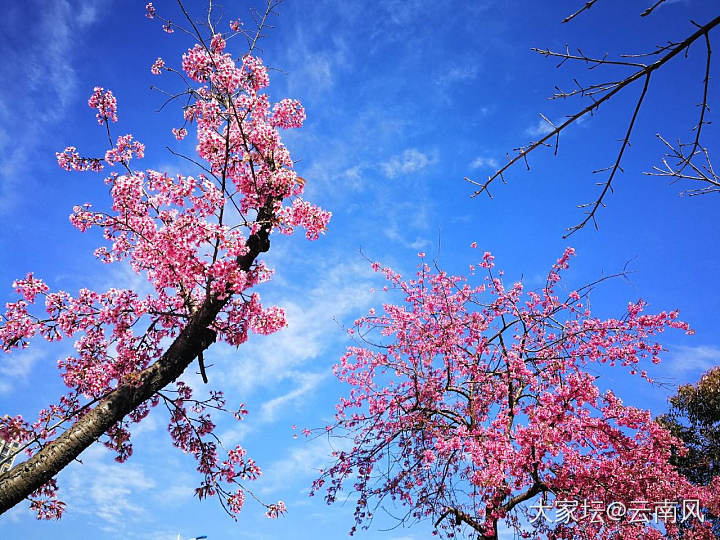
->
466 14 720 234
0 200 276 516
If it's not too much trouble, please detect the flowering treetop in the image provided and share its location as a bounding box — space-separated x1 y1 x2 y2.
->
313 247 720 539
0 1 328 521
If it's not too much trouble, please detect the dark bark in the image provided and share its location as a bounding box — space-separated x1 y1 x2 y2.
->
0 202 274 516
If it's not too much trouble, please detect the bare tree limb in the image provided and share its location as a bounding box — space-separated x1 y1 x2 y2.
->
466 14 720 235
565 74 651 237
562 1 601 24
641 0 669 18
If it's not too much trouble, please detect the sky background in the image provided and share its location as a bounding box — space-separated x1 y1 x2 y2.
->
0 0 718 538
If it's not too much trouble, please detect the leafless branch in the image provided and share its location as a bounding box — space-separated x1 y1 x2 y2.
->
466 14 720 235
562 1 601 24
641 0 669 18
644 135 720 196
564 74 651 237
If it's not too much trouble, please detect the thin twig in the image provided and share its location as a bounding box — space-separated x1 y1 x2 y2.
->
564 74 651 237
562 0 601 24
641 0 668 18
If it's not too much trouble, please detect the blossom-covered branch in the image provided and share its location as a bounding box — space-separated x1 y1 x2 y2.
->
313 248 720 539
0 0 328 519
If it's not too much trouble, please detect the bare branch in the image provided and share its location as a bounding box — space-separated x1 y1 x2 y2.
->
644 135 720 196
564 74 651 237
641 0 669 18
562 0 601 24
467 14 720 234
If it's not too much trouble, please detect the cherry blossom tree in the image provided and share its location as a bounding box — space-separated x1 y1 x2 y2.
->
0 1 329 520
313 248 720 539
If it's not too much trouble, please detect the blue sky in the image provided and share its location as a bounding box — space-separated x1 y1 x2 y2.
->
0 0 719 538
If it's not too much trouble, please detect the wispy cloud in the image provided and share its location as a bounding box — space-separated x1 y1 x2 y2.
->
0 0 108 214
470 156 499 170
217 257 377 411
663 345 720 376
525 117 556 137
381 148 437 179
525 113 588 138
0 348 44 395
435 63 480 87
278 23 347 104
259 371 328 422
258 437 343 497
64 445 155 527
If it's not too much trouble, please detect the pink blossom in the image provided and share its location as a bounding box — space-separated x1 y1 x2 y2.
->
150 57 164 75
210 34 226 52
240 55 269 92
271 99 306 129
182 44 211 82
104 134 145 165
13 273 49 303
265 501 287 519
145 2 155 18
56 147 103 172
87 87 117 124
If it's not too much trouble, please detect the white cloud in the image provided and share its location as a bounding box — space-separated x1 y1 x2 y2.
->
0 347 47 395
280 25 346 102
525 117 556 137
258 437 343 497
435 63 480 86
380 148 437 179
259 371 328 422
221 258 376 396
470 156 499 170
0 0 108 214
303 54 334 90
525 113 589 138
380 197 433 250
663 345 720 376
64 445 155 526
479 106 493 117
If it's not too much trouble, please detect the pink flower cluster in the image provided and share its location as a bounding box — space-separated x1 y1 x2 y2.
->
240 55 270 92
278 199 332 240
271 99 306 129
87 87 117 124
182 44 212 82
12 273 49 302
56 147 103 172
104 134 145 165
150 57 164 75
265 501 287 519
210 34 226 52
